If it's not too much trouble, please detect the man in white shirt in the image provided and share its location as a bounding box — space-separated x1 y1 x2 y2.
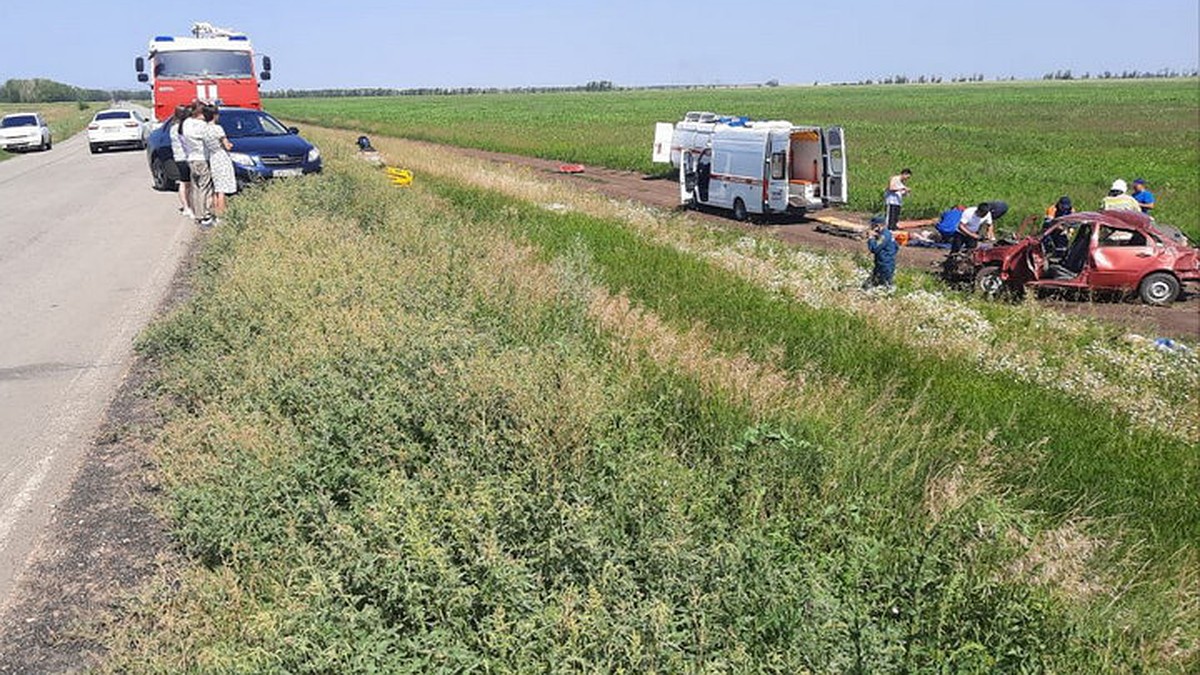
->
182 104 214 226
951 202 994 253
883 168 912 230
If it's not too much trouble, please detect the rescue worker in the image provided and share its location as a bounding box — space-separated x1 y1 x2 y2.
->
864 222 899 290
1042 196 1074 261
951 202 994 253
1101 179 1141 212
1131 178 1155 214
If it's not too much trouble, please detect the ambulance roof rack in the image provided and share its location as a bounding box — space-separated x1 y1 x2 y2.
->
191 22 246 39
682 111 752 126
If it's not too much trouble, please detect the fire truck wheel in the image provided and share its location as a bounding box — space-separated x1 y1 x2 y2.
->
732 198 748 222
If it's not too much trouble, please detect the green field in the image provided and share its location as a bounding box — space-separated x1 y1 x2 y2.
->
267 79 1200 239
99 136 1198 671
0 102 95 160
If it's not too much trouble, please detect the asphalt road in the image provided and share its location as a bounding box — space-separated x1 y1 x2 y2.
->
0 114 192 615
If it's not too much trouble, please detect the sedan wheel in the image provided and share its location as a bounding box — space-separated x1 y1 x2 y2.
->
974 266 1006 298
1138 272 1180 306
150 157 173 191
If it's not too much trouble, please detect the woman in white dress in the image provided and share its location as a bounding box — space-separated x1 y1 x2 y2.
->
201 104 236 221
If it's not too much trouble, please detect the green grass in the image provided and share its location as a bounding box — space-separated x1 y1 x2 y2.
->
0 102 95 160
430 180 1197 560
103 151 1197 671
267 79 1200 239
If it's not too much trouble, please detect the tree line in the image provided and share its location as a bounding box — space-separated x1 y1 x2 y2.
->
1042 68 1198 80
262 80 619 98
0 78 150 104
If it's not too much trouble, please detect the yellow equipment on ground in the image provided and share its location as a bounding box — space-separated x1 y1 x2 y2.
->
386 167 413 187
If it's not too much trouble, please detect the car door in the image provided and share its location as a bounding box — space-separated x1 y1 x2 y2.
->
1091 224 1160 290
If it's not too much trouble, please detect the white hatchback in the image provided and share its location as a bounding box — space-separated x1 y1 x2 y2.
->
0 112 52 151
87 109 150 153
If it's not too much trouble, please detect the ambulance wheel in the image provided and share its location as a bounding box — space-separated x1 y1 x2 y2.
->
732 198 748 222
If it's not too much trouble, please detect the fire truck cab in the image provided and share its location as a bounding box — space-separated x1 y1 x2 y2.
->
136 22 271 122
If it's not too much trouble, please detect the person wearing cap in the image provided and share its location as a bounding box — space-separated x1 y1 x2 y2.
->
1044 195 1073 223
1131 178 1155 214
1101 179 1141 213
1042 196 1074 261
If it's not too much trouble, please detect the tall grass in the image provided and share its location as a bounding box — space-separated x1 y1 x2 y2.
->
103 149 1196 670
267 79 1200 239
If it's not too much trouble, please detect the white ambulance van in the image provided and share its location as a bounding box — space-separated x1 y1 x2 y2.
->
652 112 847 220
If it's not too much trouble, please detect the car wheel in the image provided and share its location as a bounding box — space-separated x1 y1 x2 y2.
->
150 157 174 191
1138 272 1180 306
974 266 1007 298
732 198 748 222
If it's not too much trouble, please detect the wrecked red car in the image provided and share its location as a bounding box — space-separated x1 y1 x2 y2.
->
970 211 1200 305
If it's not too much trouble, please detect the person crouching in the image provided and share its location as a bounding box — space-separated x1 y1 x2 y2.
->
864 223 899 291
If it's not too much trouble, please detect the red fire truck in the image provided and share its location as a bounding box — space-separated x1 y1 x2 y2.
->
135 22 272 122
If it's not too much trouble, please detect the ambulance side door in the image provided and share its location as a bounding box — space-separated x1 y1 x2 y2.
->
767 132 789 212
822 126 848 205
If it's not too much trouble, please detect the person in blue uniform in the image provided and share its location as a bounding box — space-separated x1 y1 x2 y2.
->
1131 178 1155 214
864 224 899 290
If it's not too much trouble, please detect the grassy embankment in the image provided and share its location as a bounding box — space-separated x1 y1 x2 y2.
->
0 102 95 160
267 79 1200 240
100 133 1197 671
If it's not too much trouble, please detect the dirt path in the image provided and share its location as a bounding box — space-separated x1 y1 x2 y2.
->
434 143 1199 341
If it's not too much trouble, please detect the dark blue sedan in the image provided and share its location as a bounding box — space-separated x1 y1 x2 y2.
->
147 108 322 192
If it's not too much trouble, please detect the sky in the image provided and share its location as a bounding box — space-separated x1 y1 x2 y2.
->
2 0 1198 90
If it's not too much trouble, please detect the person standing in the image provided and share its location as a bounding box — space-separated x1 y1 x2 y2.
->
883 168 912 230
863 223 899 290
182 102 214 226
1131 178 1155 214
168 104 193 218
1101 179 1141 213
202 104 235 222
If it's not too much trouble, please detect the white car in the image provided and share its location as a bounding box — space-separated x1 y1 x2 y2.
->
87 109 150 153
0 113 52 152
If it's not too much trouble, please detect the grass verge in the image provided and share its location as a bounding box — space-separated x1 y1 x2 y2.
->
102 147 1197 671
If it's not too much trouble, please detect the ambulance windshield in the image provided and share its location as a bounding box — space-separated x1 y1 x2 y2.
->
154 51 253 79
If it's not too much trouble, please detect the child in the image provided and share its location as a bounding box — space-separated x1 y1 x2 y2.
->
864 224 899 290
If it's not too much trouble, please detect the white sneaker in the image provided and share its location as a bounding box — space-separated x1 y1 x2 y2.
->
181 207 194 218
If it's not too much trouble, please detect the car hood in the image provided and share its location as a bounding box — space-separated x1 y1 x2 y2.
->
228 134 313 156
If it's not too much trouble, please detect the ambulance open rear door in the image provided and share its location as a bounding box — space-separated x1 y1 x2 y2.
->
822 126 848 205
